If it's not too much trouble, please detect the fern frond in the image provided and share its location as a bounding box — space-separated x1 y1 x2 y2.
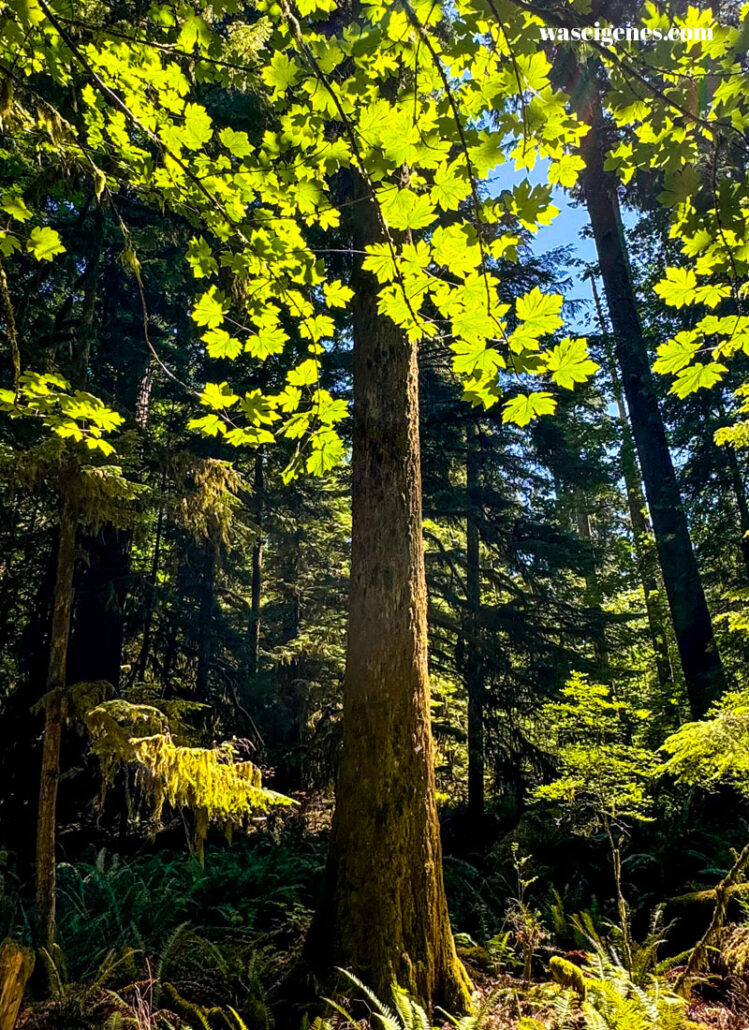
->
228 1007 251 1030
333 967 399 1028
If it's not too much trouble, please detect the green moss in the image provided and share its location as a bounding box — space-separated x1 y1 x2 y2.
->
549 956 587 999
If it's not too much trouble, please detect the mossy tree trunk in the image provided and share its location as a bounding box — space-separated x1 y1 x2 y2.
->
0 939 35 1030
307 187 472 1010
35 492 77 954
247 450 264 681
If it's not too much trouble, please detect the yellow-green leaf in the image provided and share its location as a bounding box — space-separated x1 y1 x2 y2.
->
27 226 64 261
515 287 563 336
502 391 557 427
545 337 598 390
200 381 239 409
671 362 728 398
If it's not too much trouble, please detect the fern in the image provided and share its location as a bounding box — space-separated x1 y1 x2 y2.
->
320 969 490 1030
581 954 697 1030
439 987 501 1030
153 921 192 1002
323 968 400 1030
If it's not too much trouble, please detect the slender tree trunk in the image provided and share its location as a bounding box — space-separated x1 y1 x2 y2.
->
306 187 472 1010
712 395 749 581
35 493 77 954
572 498 611 680
71 218 103 389
579 83 725 717
603 817 633 979
247 451 264 681
195 546 216 704
618 428 675 691
726 447 749 580
136 505 163 683
136 462 166 684
465 422 484 824
592 279 673 692
134 360 154 431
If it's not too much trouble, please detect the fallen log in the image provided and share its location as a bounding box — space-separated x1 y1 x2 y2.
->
0 939 34 1030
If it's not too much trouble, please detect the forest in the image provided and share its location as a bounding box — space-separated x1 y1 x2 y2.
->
1 0 749 1027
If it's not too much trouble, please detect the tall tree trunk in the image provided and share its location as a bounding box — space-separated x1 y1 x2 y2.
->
247 451 264 681
134 360 154 431
465 422 484 824
572 498 610 681
35 493 76 954
711 395 749 582
136 504 163 684
67 212 131 692
306 188 471 1009
68 526 131 690
579 82 725 717
725 446 749 580
71 217 103 389
592 279 674 692
195 546 216 704
136 460 166 685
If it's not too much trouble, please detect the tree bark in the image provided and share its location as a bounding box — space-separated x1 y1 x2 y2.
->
306 187 472 1010
35 492 77 954
572 496 610 681
134 360 155 431
0 939 34 1030
465 422 484 824
579 85 725 717
195 545 216 704
591 279 673 693
726 446 749 581
247 451 264 681
136 461 167 685
66 210 132 692
136 503 163 684
68 525 131 690
713 394 749 582
71 217 103 390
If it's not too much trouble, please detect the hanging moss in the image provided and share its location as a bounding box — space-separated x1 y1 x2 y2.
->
84 700 292 856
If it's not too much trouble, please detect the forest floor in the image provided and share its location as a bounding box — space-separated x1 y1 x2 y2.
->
465 969 749 1030
14 973 749 1030
9 801 749 1030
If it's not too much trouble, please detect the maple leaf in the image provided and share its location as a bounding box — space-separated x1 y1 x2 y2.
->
27 226 64 261
671 362 728 398
502 392 557 427
654 267 698 307
545 337 599 389
515 287 563 336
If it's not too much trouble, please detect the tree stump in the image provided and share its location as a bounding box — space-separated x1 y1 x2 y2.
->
0 939 34 1030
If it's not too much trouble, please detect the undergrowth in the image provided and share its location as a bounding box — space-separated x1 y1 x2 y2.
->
7 839 749 1030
